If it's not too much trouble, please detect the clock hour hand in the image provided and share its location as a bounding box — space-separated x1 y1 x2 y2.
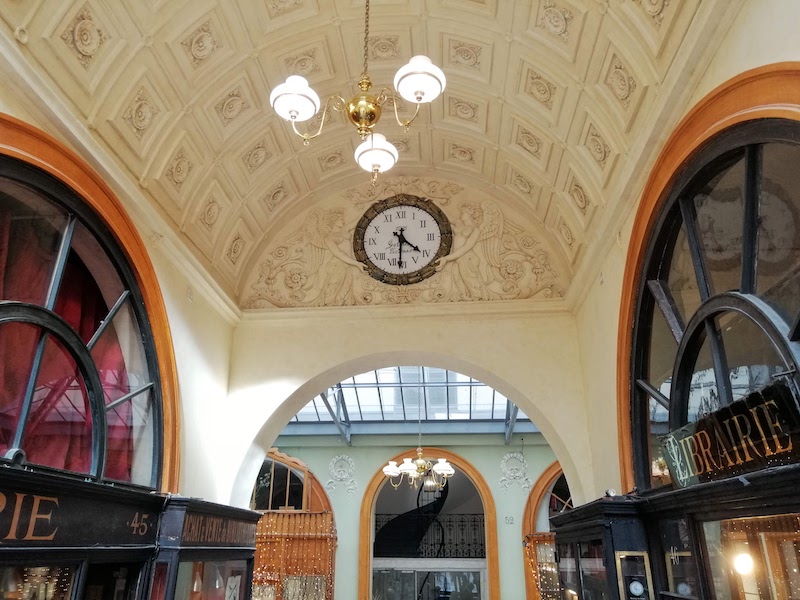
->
395 227 420 252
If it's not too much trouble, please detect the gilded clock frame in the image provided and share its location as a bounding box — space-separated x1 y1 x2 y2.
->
353 193 453 285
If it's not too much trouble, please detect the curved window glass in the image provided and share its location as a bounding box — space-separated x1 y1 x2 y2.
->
631 120 800 491
0 159 161 488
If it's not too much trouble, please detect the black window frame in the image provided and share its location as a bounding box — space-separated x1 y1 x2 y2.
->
631 118 800 491
0 156 163 490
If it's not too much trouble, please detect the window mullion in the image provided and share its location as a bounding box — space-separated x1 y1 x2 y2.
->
8 331 50 454
635 379 670 409
741 144 762 293
45 215 76 311
646 280 685 341
679 197 712 299
705 319 734 407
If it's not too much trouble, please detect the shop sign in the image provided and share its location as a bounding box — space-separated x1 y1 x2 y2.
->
181 512 257 547
661 383 800 488
0 487 160 546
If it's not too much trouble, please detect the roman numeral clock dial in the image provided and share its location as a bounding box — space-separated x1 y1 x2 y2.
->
353 194 452 285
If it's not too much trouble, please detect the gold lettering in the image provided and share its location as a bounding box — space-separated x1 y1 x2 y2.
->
694 430 718 473
5 493 25 540
711 422 736 467
24 496 58 541
723 417 745 464
729 414 762 463
760 400 793 454
749 405 774 456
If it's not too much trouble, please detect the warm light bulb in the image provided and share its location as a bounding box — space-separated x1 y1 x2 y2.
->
733 552 754 575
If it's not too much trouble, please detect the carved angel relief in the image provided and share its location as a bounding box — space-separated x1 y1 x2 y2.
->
242 184 565 308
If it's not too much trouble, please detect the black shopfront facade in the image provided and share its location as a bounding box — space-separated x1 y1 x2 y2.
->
0 117 260 599
552 112 800 600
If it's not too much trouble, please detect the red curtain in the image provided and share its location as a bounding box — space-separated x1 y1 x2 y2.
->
0 207 133 480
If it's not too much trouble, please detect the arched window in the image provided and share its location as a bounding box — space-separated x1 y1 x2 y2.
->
631 119 800 490
0 156 162 488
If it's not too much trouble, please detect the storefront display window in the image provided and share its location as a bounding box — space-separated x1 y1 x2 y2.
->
702 514 800 600
0 566 75 600
579 541 609 600
175 560 248 600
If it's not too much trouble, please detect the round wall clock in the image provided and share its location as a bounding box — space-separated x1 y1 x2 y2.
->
353 194 452 285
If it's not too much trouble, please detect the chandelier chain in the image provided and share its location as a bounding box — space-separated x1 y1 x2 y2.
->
362 0 371 79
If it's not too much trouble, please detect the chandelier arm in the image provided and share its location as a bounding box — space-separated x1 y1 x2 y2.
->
288 95 348 143
388 93 421 131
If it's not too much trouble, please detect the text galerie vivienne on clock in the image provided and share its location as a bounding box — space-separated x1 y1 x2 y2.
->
353 194 453 285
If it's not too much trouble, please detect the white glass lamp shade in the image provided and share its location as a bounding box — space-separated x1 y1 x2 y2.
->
398 458 416 475
432 458 455 477
393 55 446 104
354 133 398 173
269 75 320 122
383 461 401 478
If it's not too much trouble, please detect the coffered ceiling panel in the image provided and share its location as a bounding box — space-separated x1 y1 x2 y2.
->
0 0 738 309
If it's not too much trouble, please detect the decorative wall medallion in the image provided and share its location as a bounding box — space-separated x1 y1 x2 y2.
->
448 97 479 122
319 150 344 172
166 148 193 191
449 40 482 70
387 137 410 153
181 21 220 68
227 234 245 265
284 49 319 76
200 196 221 230
524 69 556 109
635 0 669 27
241 193 564 308
122 88 159 139
586 124 610 167
499 452 532 492
605 55 637 108
266 0 304 17
326 455 357 495
264 182 289 211
511 170 534 196
449 144 475 163
214 86 250 126
61 4 109 68
368 35 399 60
538 1 573 43
516 127 542 158
560 222 574 246
242 141 271 173
569 179 588 212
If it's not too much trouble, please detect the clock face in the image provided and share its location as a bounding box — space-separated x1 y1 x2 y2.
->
354 194 452 285
629 580 645 597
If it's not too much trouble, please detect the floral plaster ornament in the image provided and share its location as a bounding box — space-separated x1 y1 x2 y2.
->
326 454 357 495
499 452 532 492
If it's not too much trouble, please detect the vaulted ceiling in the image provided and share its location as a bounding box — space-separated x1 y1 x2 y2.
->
0 0 736 310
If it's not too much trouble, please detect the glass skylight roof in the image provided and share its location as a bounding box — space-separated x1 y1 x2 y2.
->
291 366 530 424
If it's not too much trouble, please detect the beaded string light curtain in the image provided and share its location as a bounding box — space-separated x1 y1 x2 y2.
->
252 512 336 600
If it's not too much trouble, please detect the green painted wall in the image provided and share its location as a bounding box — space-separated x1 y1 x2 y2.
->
274 432 557 600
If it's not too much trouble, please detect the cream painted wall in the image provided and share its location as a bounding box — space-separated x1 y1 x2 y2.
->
223 304 594 510
149 246 236 498
691 0 800 104
574 209 636 496
274 433 556 600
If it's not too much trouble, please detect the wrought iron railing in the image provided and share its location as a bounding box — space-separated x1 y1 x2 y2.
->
375 513 486 558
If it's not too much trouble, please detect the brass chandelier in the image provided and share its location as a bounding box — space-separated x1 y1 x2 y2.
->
382 386 455 490
269 0 447 183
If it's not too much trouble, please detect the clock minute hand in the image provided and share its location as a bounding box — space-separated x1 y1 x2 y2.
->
393 230 404 269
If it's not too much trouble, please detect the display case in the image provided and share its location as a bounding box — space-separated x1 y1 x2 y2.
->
551 497 652 600
150 496 261 600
